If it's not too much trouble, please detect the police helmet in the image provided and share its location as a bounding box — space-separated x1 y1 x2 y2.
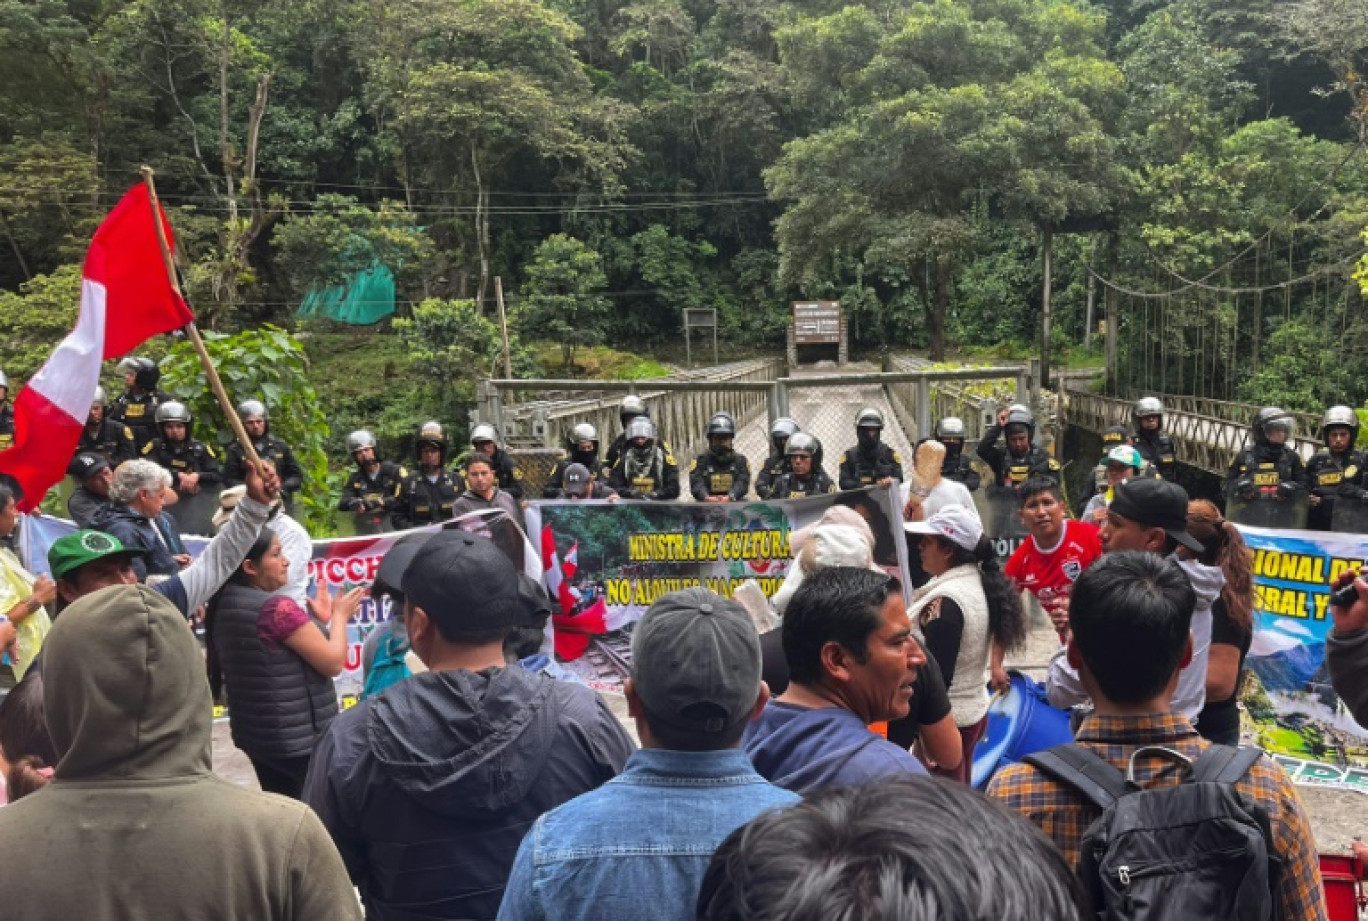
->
620 395 647 426
1004 408 1035 440
417 421 448 451
856 407 885 430
1008 403 1031 418
238 400 267 422
785 432 819 458
1253 407 1294 445
155 401 192 426
769 417 799 453
1133 397 1164 426
569 422 598 447
625 417 656 444
133 361 161 391
707 412 736 438
347 430 378 454
0 369 8 392
935 417 965 440
1320 406 1359 443
470 423 498 446
92 385 107 408
117 357 146 376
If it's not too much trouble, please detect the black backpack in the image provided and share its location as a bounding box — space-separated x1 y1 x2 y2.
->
1023 743 1282 921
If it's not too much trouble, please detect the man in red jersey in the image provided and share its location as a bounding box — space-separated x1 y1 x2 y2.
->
1004 478 1101 641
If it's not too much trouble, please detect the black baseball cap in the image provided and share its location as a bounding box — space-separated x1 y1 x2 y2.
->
401 530 524 630
68 452 110 481
1108 478 1203 552
563 463 592 497
630 587 761 734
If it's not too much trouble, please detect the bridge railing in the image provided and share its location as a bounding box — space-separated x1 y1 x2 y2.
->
1065 388 1320 475
883 355 1030 443
1121 388 1321 441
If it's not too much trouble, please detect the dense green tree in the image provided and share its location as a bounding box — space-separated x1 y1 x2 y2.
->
517 234 611 369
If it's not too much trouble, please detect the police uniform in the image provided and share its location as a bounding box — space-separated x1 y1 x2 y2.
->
544 456 608 498
837 443 903 491
608 446 681 501
78 419 134 466
109 389 173 457
1305 449 1367 530
224 435 305 499
606 431 674 471
0 402 13 451
754 453 789 500
769 469 836 500
690 452 752 501
1134 430 1178 482
339 461 408 530
148 437 222 492
916 438 980 492
395 467 465 530
484 447 524 501
974 424 1060 489
1225 445 1307 501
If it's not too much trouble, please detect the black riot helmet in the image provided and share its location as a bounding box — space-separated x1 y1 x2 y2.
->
620 395 647 429
856 407 884 452
769 417 799 455
416 421 449 464
707 413 736 461
1252 407 1294 447
133 359 161 393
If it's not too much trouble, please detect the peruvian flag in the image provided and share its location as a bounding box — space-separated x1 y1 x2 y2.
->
540 525 608 659
0 185 193 511
562 541 579 580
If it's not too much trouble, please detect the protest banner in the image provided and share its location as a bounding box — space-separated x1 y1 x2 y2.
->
1237 524 1368 793
527 486 908 692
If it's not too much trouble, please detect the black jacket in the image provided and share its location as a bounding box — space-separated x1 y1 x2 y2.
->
486 448 525 501
543 455 607 498
148 437 222 490
302 666 634 921
77 419 134 465
1306 449 1368 530
67 486 112 529
394 468 463 529
339 460 408 527
224 434 305 498
975 425 1060 489
0 403 11 451
210 581 337 761
109 389 173 456
608 446 681 501
1225 444 1308 500
690 451 752 501
838 443 904 491
770 470 836 499
94 504 186 581
1134 429 1178 482
754 453 789 500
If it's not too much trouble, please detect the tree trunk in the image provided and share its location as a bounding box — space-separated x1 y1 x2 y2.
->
471 139 490 313
1105 232 1118 393
1040 226 1053 389
220 9 237 226
1084 241 1096 350
0 209 31 281
928 258 949 361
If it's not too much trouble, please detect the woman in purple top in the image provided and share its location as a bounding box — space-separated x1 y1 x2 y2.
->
207 528 365 797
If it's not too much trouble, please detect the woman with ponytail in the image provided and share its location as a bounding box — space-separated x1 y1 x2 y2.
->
905 506 1027 782
0 671 57 803
1186 500 1255 745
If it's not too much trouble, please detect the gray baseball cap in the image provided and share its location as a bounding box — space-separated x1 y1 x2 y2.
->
630 587 761 734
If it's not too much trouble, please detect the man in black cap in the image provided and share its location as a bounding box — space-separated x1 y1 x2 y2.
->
303 531 634 920
498 588 797 921
559 462 617 501
1045 477 1221 724
67 452 115 529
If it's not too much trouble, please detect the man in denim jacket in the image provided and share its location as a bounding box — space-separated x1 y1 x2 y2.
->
497 588 798 921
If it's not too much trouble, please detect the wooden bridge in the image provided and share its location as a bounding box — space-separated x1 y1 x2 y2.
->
1062 387 1322 477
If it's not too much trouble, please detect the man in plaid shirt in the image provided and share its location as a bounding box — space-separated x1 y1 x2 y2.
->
988 552 1327 920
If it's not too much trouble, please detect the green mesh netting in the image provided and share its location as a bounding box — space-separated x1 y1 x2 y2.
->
297 263 396 325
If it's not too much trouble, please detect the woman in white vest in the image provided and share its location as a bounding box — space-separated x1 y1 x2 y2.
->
904 505 1027 783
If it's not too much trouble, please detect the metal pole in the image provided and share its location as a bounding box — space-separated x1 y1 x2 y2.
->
685 322 692 369
916 375 932 441
494 276 512 379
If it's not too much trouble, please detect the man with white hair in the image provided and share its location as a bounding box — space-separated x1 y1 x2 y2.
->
96 459 189 580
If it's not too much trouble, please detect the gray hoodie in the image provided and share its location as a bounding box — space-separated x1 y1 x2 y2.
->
303 664 634 920
0 584 359 920
1047 554 1222 722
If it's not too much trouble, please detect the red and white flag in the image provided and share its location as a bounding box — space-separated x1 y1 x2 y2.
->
0 184 193 510
562 541 579 580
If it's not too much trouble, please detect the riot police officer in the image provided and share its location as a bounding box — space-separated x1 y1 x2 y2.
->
975 406 1060 491
605 395 647 470
109 357 172 457
770 433 835 499
755 417 799 500
77 386 134 465
608 417 680 500
544 423 608 498
838 407 904 491
395 422 465 530
1225 406 1308 502
0 368 13 451
469 424 524 501
1306 406 1367 531
149 401 222 535
930 417 980 491
1132 397 1178 482
690 412 751 502
222 399 306 501
339 430 407 532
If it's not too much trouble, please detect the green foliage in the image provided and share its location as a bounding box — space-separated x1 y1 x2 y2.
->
0 265 81 382
517 234 611 369
394 298 541 406
159 326 335 534
272 195 435 300
1236 318 1368 413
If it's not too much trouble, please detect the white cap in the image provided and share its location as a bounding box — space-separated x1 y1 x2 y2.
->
903 504 983 552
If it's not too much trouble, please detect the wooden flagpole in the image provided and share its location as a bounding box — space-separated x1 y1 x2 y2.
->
140 166 265 475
